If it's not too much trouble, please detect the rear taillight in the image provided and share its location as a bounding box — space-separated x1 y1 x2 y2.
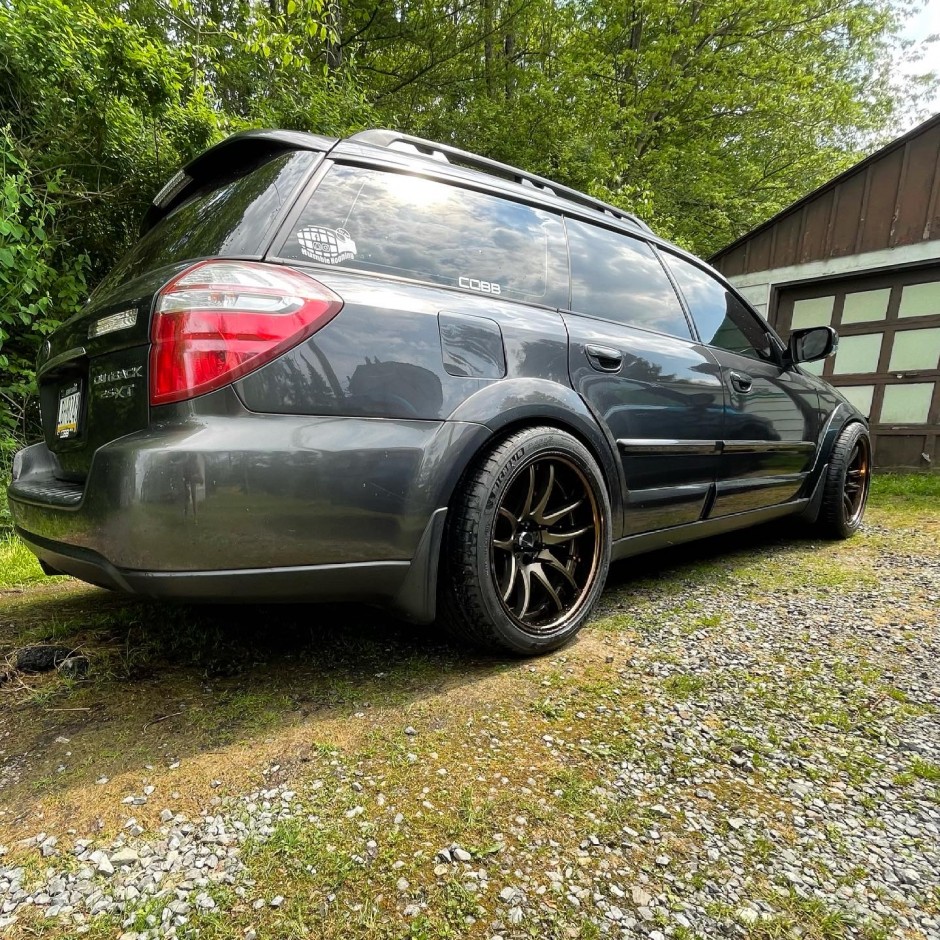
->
150 260 342 405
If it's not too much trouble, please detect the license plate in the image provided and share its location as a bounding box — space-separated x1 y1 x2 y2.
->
56 381 82 439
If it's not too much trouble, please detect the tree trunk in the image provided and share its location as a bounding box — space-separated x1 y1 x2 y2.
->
326 0 344 73
483 0 495 97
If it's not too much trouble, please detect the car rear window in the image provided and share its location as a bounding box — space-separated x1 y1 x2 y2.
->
94 150 316 298
277 164 568 307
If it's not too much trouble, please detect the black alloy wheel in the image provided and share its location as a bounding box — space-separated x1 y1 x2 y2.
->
490 455 602 633
842 434 871 527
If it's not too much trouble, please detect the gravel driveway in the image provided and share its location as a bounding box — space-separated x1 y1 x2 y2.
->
0 481 938 939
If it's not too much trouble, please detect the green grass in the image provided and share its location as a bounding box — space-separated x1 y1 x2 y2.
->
870 472 940 500
0 534 46 588
909 758 940 783
662 673 707 699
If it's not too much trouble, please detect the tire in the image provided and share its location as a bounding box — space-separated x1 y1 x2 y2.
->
439 426 612 655
816 422 872 539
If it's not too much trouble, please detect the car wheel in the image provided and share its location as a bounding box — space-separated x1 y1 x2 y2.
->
440 426 612 655
817 423 872 539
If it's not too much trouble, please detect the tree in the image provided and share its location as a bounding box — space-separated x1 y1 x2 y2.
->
321 0 935 254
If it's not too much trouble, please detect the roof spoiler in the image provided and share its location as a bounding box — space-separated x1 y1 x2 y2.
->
141 129 336 235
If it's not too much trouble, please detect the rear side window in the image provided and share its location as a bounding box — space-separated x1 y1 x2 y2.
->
663 252 773 361
278 164 568 307
566 219 692 339
95 150 316 298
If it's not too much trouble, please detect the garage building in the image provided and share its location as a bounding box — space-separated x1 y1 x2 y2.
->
710 113 940 470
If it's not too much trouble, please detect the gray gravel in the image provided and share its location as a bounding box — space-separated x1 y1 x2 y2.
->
0 785 305 935
1 527 938 938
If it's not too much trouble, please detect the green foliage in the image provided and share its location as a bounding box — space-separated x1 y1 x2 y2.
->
0 126 88 521
0 0 221 280
0 130 81 423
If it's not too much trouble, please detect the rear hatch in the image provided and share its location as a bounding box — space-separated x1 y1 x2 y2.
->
38 139 324 481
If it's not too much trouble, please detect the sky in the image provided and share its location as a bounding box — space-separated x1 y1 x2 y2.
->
901 0 940 124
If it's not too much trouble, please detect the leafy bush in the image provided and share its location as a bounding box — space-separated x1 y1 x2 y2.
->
0 127 89 529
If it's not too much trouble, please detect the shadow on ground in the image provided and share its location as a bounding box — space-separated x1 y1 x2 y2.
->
0 518 825 823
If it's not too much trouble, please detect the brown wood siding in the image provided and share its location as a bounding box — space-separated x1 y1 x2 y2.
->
857 144 904 254
771 210 801 268
712 116 940 276
891 130 940 246
829 169 866 256
720 244 748 277
747 227 774 271
799 192 832 263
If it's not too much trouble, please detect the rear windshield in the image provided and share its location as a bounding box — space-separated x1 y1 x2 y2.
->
94 150 315 298
277 164 568 307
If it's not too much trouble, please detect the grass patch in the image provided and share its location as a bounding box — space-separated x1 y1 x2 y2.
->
0 534 47 588
870 472 940 501
910 758 940 783
662 673 707 699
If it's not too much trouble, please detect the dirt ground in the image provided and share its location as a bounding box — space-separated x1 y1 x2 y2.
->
1 476 938 939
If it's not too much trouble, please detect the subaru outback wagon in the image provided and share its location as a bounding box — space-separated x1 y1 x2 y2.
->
8 129 871 654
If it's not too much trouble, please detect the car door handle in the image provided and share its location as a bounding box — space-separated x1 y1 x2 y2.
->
729 370 753 393
585 344 623 373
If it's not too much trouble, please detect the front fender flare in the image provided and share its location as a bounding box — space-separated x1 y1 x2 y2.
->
800 403 869 522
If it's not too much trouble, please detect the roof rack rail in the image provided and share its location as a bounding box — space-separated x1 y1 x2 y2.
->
347 129 651 234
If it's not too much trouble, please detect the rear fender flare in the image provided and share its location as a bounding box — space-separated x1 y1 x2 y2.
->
443 378 625 530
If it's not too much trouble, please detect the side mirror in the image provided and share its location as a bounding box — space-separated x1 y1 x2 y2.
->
788 326 838 364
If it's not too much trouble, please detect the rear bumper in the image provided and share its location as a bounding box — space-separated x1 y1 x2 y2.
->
8 411 489 620
16 510 447 621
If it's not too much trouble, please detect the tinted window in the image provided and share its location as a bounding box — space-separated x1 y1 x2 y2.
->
279 164 567 306
566 219 691 338
96 151 315 298
664 253 772 360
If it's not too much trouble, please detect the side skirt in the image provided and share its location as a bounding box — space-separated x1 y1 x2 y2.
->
611 498 808 562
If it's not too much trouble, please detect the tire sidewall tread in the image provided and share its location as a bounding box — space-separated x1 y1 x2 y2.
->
817 422 870 540
440 427 612 656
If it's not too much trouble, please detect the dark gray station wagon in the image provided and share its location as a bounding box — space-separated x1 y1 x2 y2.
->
8 129 871 654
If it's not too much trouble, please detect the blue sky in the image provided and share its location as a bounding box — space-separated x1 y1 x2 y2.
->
901 0 940 123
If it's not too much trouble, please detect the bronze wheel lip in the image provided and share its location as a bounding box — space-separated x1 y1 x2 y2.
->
843 435 871 527
489 451 603 637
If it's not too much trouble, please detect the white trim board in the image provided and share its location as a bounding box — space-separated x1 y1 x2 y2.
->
727 239 940 312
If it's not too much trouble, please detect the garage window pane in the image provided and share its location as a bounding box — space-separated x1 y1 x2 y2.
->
791 296 834 329
899 282 940 318
801 358 825 376
888 327 940 371
841 288 890 324
832 333 883 374
879 383 934 424
838 385 874 416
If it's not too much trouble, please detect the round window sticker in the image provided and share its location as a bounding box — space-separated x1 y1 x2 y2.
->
296 226 357 264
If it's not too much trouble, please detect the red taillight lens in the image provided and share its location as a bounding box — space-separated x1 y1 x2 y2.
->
150 260 343 405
